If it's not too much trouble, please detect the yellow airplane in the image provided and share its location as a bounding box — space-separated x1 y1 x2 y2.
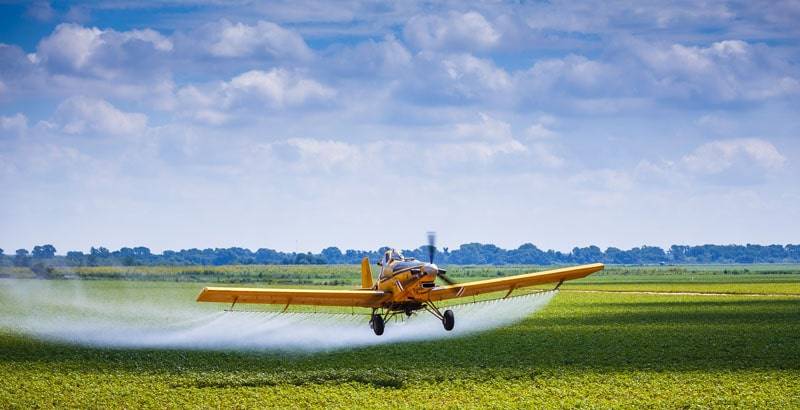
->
197 234 604 335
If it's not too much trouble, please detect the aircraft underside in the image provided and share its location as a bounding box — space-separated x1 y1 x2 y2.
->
369 300 454 336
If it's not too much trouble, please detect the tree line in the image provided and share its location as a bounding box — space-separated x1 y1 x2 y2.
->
2 243 800 267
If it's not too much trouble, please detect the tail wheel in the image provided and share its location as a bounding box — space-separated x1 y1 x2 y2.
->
371 314 385 336
442 309 454 331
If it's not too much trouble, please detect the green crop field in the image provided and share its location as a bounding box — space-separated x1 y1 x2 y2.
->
1 265 800 408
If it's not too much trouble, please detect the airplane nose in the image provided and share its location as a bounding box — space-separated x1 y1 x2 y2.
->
423 263 439 275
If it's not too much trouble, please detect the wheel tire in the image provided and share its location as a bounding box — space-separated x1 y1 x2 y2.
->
442 309 455 331
371 314 385 336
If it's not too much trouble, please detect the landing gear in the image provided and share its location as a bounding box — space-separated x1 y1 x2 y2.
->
423 302 456 332
442 309 454 331
370 313 384 336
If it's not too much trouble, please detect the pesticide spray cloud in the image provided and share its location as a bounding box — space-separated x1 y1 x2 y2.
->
0 280 556 352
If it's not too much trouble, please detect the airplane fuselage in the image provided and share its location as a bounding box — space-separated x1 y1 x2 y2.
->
377 258 440 310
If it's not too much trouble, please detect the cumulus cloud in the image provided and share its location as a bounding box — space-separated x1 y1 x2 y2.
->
631 39 800 102
446 113 562 167
226 69 334 106
682 138 786 175
279 138 361 172
525 115 558 140
0 43 40 86
635 138 788 187
174 69 335 124
454 112 513 141
33 23 173 79
203 19 312 60
327 35 412 76
404 11 500 52
402 52 512 103
0 113 28 136
54 96 148 136
522 54 619 97
26 1 55 22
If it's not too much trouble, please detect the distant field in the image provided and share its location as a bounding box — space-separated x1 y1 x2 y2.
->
1 266 799 408
4 263 800 285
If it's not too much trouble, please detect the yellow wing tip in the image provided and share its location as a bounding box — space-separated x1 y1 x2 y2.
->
196 287 210 302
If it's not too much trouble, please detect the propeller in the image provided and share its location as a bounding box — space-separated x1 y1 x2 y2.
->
426 231 457 286
426 231 436 263
437 270 457 286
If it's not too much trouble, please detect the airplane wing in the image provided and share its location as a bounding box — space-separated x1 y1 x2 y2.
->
196 287 387 308
428 263 604 302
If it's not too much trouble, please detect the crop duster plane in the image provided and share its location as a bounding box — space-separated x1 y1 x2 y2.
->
197 234 604 335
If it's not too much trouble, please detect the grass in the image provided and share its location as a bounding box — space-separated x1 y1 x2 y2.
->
1 267 800 408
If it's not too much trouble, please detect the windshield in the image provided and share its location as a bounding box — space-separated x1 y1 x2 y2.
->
390 249 404 261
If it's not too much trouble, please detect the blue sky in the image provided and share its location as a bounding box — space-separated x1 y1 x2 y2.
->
1 1 799 253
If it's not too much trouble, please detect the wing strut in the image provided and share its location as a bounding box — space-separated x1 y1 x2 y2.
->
554 279 565 291
228 296 239 311
503 286 516 299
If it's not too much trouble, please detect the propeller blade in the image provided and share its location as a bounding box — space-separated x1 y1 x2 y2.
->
427 231 436 263
437 271 457 286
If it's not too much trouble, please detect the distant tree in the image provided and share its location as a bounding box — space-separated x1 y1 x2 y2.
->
90 247 110 259
604 247 633 264
87 252 98 266
32 244 56 259
787 244 800 262
571 246 604 264
669 245 689 263
66 251 85 266
14 249 30 267
122 255 136 266
321 247 343 264
133 247 151 257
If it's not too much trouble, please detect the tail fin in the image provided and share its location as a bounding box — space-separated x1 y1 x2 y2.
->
360 257 374 289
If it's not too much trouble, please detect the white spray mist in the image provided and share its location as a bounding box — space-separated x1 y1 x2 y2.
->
0 279 556 352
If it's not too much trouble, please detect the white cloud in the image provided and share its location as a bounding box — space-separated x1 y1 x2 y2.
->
327 35 412 76
35 24 103 70
442 53 511 91
634 138 788 187
405 52 512 102
404 11 500 51
174 69 335 124
632 39 800 102
525 123 557 140
0 113 28 136
226 69 334 107
682 138 787 175
529 143 565 168
55 96 148 136
523 54 618 95
26 1 55 22
454 112 513 141
446 113 564 166
281 138 361 171
34 23 172 78
570 169 635 192
204 19 312 60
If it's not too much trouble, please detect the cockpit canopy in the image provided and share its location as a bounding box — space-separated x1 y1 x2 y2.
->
381 249 405 265
388 249 403 262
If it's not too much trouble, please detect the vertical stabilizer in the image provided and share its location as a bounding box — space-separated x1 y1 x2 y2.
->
360 257 374 289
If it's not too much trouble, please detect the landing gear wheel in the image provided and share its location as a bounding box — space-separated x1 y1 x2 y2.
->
371 314 385 336
442 309 454 331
